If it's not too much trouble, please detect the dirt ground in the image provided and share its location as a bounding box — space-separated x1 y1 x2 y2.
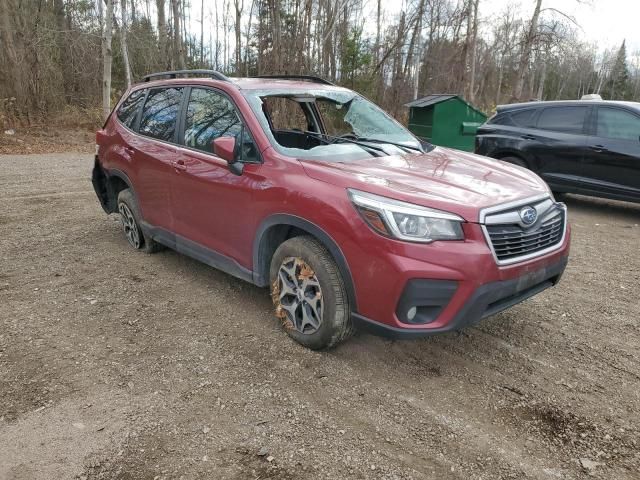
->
1 152 639 480
0 128 94 155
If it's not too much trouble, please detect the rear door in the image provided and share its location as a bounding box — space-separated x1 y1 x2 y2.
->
134 86 184 231
582 105 640 200
171 86 263 267
528 105 590 190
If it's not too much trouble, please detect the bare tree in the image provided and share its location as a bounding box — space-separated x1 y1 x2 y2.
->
156 0 168 68
102 0 114 119
467 0 480 102
2 0 640 126
120 0 132 87
171 0 186 69
513 0 542 100
200 0 205 64
234 0 244 73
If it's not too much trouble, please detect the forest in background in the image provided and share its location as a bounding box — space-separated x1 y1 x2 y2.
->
1 0 639 128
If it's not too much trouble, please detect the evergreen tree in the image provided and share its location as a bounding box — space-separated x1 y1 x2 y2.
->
609 40 630 100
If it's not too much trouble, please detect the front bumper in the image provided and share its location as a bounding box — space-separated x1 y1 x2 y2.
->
352 255 568 339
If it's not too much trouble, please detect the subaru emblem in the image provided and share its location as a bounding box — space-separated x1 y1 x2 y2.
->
519 206 537 225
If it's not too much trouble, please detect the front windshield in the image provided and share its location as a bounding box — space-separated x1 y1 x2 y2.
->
243 88 422 161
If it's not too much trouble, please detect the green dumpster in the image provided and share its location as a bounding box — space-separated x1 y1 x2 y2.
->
405 94 487 152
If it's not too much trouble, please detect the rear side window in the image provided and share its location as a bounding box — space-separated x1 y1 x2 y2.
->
537 106 587 134
138 87 183 142
117 89 146 129
511 109 537 127
596 107 640 141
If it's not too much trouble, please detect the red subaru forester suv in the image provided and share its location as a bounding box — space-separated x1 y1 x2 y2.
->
93 70 570 349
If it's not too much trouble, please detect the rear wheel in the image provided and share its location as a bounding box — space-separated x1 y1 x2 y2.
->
117 189 163 253
270 236 354 350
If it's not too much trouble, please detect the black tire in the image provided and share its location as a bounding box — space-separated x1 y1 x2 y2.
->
269 236 354 350
499 156 527 168
117 189 163 254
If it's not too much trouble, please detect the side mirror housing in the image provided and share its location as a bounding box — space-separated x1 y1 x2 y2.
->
213 136 236 162
212 136 243 175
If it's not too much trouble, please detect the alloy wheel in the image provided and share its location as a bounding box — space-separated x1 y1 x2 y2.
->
118 202 142 249
274 257 323 334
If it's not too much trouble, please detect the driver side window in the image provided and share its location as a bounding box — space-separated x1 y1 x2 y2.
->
596 107 640 141
183 88 258 162
262 97 309 132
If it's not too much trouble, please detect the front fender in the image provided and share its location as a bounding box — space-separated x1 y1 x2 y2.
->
252 213 358 311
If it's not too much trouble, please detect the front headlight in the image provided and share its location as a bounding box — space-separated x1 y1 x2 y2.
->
348 189 464 242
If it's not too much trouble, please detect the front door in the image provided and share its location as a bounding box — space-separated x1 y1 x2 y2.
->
582 105 640 200
171 86 264 270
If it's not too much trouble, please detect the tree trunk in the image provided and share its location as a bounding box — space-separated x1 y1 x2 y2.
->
272 0 282 73
460 0 473 89
200 0 204 65
513 0 542 100
215 0 220 69
120 0 132 88
102 0 114 120
244 0 256 76
0 0 27 108
156 0 167 68
234 0 243 73
404 0 425 78
375 0 381 64
468 0 479 102
496 59 504 105
171 0 186 70
53 0 73 101
536 58 547 100
130 0 136 22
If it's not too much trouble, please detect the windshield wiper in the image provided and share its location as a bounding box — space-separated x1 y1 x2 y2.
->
301 130 385 157
348 136 424 153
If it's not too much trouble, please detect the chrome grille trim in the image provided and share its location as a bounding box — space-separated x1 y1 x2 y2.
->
480 195 567 266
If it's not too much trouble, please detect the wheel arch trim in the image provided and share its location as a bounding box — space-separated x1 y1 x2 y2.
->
99 164 140 213
493 150 528 162
252 214 358 311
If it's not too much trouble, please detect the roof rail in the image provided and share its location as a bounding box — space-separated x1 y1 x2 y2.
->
252 74 335 86
141 69 230 82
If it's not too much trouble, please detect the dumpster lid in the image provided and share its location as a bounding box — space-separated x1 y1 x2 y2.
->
404 94 457 108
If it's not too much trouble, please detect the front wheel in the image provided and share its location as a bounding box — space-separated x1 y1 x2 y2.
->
269 236 354 350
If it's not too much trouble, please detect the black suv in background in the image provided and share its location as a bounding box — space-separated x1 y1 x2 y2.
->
475 100 640 204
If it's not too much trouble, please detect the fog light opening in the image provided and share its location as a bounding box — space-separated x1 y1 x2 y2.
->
407 306 417 321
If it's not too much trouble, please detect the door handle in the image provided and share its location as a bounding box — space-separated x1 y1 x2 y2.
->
590 145 608 153
124 146 135 155
172 159 187 171
521 134 536 140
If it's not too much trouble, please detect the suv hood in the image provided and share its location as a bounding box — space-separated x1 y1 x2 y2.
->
300 147 550 222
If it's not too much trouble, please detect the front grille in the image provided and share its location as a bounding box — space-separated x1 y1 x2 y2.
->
483 198 566 264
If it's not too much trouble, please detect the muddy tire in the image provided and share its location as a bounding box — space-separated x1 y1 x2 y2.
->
270 236 354 350
117 189 163 254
